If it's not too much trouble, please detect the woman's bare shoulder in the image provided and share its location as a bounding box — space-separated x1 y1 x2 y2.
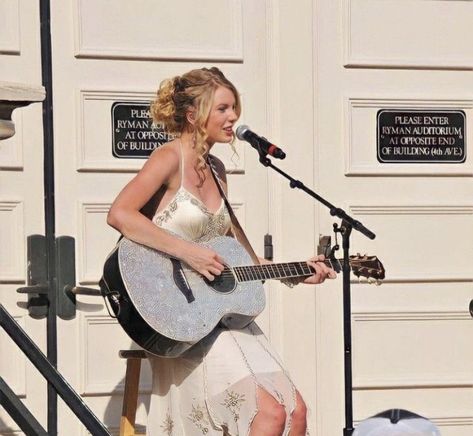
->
144 139 180 176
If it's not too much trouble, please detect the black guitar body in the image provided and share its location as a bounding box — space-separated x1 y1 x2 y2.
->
100 246 194 358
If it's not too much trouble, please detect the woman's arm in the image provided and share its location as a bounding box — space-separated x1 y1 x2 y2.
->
107 145 224 281
107 145 185 257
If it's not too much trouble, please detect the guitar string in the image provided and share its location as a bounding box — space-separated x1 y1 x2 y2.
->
215 264 315 281
212 259 380 281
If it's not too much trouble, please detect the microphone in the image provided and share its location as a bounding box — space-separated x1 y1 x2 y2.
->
236 125 286 159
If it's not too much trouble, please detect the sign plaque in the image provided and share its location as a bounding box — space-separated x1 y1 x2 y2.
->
377 109 466 163
111 102 174 158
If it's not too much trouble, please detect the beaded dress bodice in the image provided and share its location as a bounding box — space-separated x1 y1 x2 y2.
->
151 146 231 242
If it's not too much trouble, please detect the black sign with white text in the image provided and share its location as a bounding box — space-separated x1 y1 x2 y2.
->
111 102 174 158
377 110 466 163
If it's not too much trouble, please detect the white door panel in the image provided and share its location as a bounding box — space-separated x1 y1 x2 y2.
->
6 1 471 434
0 2 47 432
309 0 473 435
50 0 271 432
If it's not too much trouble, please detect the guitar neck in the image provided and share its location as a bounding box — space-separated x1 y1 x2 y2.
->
232 259 342 283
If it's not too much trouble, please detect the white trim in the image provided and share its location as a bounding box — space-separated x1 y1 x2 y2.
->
73 0 244 62
344 97 473 176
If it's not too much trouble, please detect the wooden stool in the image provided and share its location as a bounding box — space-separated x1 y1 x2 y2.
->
119 349 147 436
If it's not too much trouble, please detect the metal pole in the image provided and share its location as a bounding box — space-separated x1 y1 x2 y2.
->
342 224 354 436
39 0 58 433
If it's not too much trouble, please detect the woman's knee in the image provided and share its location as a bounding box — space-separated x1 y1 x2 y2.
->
255 388 287 431
291 392 308 426
260 400 287 428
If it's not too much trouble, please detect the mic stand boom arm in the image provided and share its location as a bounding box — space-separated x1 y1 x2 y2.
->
255 150 375 436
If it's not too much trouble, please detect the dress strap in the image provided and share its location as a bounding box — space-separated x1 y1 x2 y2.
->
208 155 260 265
178 139 185 188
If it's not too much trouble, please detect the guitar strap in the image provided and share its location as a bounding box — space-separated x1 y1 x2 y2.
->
208 156 260 265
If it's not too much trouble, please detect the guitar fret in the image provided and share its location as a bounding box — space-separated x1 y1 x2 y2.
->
262 264 271 280
243 266 251 281
285 263 292 276
289 264 297 278
234 267 243 282
286 263 294 278
276 264 284 278
253 266 262 280
301 263 310 276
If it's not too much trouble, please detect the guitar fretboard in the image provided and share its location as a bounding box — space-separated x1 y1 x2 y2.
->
232 259 342 283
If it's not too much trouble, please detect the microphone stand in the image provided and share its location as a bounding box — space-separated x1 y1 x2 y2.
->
254 145 375 436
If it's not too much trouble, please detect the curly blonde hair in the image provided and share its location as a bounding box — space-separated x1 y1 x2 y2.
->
150 67 241 179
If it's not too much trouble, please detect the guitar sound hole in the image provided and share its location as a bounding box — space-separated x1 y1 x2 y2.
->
205 267 236 294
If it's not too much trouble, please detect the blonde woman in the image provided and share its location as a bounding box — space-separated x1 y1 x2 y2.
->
107 67 335 435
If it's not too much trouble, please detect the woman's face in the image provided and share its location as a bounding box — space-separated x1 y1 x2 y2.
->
205 86 238 145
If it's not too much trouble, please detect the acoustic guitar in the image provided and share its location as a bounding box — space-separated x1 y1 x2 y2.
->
100 235 385 357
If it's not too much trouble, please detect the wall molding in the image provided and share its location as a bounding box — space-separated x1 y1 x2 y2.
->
0 201 25 282
78 202 111 284
0 1 20 55
354 416 473 428
342 0 473 70
0 110 24 170
352 310 471 322
77 89 155 173
345 97 473 177
350 205 473 216
0 314 27 398
79 314 152 396
433 416 473 428
73 0 243 62
352 310 473 389
348 203 473 283
77 89 247 173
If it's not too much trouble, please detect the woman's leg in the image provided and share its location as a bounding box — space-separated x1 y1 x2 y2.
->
288 390 307 435
249 387 287 436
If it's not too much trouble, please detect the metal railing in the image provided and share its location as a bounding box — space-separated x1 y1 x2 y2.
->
0 304 111 436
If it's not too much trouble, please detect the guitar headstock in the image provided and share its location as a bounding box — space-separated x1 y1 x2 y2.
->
349 254 385 284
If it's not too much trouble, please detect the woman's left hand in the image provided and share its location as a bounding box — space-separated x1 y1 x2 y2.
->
303 255 337 284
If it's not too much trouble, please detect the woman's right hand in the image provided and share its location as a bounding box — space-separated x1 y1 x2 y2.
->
181 243 225 281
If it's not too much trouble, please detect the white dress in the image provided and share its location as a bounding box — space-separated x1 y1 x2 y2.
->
146 149 304 436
